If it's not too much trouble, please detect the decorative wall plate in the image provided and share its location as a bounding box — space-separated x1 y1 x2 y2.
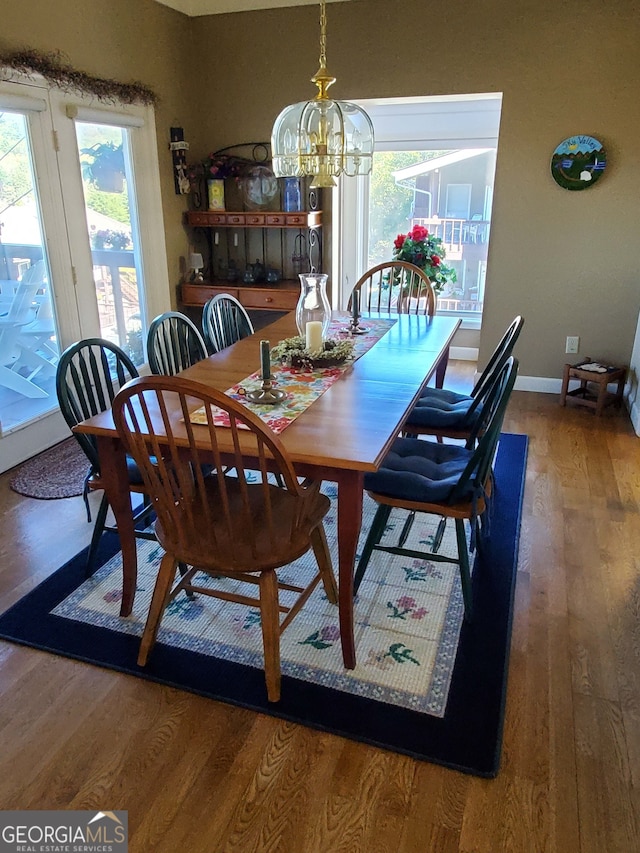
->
242 164 278 208
550 135 607 190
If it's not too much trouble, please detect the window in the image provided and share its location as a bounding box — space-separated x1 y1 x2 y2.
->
333 94 502 327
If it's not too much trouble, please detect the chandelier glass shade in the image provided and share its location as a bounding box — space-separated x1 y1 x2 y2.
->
270 1 374 188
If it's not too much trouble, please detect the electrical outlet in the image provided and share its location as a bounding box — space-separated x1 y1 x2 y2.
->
566 335 580 354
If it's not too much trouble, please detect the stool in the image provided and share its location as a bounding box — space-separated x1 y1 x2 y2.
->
560 359 627 416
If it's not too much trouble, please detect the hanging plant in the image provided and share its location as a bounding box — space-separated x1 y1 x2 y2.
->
81 142 126 192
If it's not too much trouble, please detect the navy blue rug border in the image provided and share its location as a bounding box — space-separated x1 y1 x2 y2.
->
0 433 528 777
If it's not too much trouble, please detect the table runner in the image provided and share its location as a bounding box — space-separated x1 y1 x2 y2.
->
190 318 396 434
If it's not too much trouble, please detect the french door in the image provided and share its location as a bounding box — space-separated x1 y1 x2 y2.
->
0 77 169 473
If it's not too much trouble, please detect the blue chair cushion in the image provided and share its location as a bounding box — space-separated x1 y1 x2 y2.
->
405 386 476 429
364 438 474 504
126 454 145 485
125 455 213 486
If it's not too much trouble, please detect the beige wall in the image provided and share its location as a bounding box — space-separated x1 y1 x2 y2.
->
189 0 640 380
0 0 194 298
2 0 639 381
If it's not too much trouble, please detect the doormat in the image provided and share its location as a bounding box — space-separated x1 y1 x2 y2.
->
9 438 86 499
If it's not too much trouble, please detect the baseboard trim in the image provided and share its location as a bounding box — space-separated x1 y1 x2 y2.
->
514 375 564 393
628 397 640 435
451 346 478 361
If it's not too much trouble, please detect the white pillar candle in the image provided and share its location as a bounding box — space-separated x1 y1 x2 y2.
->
305 320 323 352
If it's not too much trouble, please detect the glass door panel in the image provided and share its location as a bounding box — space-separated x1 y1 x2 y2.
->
75 122 146 367
0 110 60 434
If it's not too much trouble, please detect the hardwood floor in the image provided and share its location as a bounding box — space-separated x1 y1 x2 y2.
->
0 364 638 852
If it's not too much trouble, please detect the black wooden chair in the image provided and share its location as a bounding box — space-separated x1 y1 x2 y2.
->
146 311 208 375
354 356 519 619
202 293 254 353
55 338 155 575
403 315 524 444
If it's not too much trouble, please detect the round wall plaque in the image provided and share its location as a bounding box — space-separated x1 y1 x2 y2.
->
550 135 607 190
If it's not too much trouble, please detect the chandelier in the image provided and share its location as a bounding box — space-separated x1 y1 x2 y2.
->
270 0 374 188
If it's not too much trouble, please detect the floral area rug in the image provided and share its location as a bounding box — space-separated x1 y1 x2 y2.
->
52 483 467 718
0 434 528 775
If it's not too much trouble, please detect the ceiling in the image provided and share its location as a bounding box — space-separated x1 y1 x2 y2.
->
153 0 346 16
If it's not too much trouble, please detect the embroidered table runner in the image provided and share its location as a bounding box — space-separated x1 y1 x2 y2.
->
190 317 396 434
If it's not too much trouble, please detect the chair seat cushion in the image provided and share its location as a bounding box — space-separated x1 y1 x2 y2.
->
124 455 213 487
405 386 475 429
364 438 474 504
125 454 145 485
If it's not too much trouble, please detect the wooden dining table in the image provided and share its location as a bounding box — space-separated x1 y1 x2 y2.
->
74 310 460 669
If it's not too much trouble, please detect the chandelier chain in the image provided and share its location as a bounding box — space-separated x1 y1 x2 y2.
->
319 1 327 69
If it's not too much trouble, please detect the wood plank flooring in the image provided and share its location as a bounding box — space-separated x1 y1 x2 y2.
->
0 365 638 852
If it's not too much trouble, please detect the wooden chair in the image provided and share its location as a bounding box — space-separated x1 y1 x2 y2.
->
403 315 524 445
354 356 519 618
146 311 208 375
349 261 448 387
55 338 155 575
202 293 254 353
112 374 338 702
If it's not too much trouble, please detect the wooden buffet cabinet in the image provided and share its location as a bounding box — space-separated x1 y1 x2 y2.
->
180 207 323 312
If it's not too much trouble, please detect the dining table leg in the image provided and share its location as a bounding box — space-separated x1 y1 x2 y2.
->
96 434 138 617
335 469 364 669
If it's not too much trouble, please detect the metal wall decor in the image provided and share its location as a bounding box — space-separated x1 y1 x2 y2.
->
550 135 607 191
169 127 190 195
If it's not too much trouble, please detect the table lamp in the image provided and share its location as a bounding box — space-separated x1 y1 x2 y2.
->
189 252 204 282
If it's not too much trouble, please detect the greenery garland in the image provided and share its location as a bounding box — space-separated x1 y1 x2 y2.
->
271 336 355 370
0 48 158 106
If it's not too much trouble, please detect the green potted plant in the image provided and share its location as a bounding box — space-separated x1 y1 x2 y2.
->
81 142 126 192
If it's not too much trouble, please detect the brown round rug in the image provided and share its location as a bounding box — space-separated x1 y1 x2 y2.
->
9 438 88 500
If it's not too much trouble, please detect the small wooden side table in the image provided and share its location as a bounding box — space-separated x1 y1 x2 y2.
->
560 360 627 416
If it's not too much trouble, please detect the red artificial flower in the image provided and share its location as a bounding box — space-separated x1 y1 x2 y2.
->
409 224 429 241
431 254 441 265
393 233 407 249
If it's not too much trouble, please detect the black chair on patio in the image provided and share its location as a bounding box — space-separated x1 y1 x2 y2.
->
354 356 519 619
55 338 155 575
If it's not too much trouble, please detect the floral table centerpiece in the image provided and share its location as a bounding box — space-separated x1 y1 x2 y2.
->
392 224 457 294
271 336 355 370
